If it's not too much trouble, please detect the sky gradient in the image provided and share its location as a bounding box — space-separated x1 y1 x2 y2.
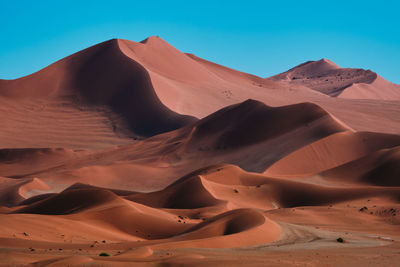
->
1 0 399 83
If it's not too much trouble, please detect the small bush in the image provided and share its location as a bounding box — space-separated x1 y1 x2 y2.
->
359 206 368 212
99 252 110 257
336 237 344 243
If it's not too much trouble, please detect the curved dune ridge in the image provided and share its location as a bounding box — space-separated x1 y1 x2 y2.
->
268 59 400 99
4 164 400 255
7 172 285 247
125 174 226 209
0 177 49 207
186 99 350 150
0 37 400 265
321 146 400 186
337 74 400 100
116 37 292 118
0 38 196 144
0 99 352 196
13 188 120 215
162 99 352 173
264 131 400 177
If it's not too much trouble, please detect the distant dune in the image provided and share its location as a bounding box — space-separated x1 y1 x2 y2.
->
268 58 400 100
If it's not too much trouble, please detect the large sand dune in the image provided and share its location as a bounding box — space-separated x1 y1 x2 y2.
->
268 58 400 100
0 37 399 266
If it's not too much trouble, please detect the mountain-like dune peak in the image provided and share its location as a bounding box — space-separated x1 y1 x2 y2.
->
272 59 341 81
268 58 400 99
140 35 171 45
118 36 212 84
0 38 196 144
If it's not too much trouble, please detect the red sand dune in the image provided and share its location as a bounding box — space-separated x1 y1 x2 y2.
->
264 131 400 177
0 37 400 265
0 176 48 207
0 38 196 149
268 58 400 100
0 99 351 194
1 37 400 151
321 146 400 186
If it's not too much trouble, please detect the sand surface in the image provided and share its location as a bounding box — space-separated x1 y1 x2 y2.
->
0 37 399 266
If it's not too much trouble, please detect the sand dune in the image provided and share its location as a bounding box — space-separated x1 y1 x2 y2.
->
321 146 400 186
0 38 196 148
124 164 400 211
1 161 400 265
2 163 399 260
0 177 49 207
268 58 400 100
338 74 400 100
185 100 349 150
0 37 399 265
172 100 350 172
264 131 400 177
1 38 400 151
0 99 351 195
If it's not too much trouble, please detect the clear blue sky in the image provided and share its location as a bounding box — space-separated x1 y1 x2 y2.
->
1 0 399 83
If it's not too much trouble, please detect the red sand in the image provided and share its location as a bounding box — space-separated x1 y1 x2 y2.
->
0 37 399 266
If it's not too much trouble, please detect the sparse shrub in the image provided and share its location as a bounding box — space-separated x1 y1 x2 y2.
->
359 206 368 212
99 252 110 257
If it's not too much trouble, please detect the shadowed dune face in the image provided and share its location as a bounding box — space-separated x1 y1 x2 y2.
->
0 39 196 140
13 188 118 215
321 146 400 187
264 131 400 177
360 148 400 186
70 39 197 137
126 175 225 209
187 100 349 150
162 99 352 173
0 37 400 265
181 209 266 236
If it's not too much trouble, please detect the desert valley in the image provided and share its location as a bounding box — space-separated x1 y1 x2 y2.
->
0 36 400 266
